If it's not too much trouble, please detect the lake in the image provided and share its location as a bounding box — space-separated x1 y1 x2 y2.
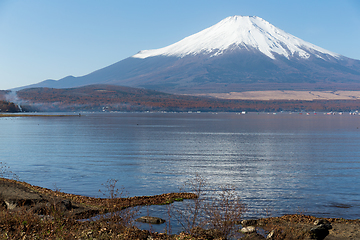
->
1 112 360 221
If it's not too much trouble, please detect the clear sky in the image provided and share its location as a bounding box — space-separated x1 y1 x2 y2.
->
0 0 359 90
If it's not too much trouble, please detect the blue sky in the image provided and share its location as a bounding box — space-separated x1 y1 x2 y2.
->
0 0 359 90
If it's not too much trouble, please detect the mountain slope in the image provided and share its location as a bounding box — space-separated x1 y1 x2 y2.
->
21 16 360 93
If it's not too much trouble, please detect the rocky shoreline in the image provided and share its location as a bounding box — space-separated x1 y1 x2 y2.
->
1 177 359 239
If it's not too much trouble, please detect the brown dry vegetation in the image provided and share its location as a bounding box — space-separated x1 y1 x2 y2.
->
0 177 199 239
197 90 360 101
256 214 360 240
1 175 359 239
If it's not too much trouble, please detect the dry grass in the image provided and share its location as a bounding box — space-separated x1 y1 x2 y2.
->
0 206 151 239
1 173 249 239
2 173 358 239
195 90 360 100
0 175 198 239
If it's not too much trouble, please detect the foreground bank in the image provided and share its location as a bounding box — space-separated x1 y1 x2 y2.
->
1 177 359 239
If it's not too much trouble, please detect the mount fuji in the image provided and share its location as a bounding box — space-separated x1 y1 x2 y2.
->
23 16 360 93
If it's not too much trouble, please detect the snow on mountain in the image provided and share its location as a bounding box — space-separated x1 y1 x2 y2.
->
133 15 340 60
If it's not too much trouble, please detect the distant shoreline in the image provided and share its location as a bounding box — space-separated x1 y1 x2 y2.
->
0 113 80 117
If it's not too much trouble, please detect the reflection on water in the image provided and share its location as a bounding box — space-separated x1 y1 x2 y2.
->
0 112 360 219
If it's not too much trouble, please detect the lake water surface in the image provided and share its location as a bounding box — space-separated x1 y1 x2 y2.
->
1 112 360 220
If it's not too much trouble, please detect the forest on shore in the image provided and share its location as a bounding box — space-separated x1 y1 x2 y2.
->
0 100 21 113
3 85 360 112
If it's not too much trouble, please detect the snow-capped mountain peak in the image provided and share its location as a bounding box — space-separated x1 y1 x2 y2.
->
24 15 360 94
132 15 340 60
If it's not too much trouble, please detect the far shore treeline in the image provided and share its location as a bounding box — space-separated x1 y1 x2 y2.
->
3 85 360 113
0 100 21 113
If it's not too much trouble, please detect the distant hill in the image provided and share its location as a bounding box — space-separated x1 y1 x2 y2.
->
16 84 360 112
19 16 360 94
0 90 10 100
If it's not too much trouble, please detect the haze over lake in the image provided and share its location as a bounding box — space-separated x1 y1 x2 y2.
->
1 112 359 219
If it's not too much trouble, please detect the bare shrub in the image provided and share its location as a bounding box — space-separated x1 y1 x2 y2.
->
99 179 123 200
0 161 19 180
99 179 139 228
164 203 172 235
173 173 208 235
205 185 246 239
173 174 246 239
